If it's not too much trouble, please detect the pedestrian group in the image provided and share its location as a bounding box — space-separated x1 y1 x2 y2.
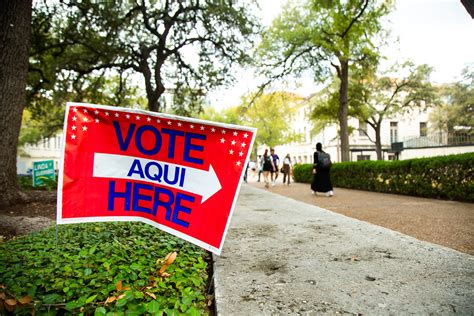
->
254 143 334 197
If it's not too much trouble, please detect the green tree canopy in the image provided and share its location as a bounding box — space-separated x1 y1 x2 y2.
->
239 91 302 149
257 0 393 161
32 0 260 114
430 66 474 137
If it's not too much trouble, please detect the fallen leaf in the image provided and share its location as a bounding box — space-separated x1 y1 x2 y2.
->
145 292 156 300
0 292 6 300
116 280 122 291
105 296 116 304
158 252 177 275
117 294 125 300
18 296 32 305
123 286 131 291
160 272 171 278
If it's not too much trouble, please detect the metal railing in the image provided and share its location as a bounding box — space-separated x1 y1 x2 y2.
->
400 132 474 149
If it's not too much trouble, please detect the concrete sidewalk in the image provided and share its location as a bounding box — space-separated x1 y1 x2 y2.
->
214 185 474 315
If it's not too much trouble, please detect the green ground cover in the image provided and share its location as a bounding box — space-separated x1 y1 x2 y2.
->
0 222 211 315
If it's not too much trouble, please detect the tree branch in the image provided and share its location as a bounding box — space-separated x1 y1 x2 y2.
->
340 0 369 38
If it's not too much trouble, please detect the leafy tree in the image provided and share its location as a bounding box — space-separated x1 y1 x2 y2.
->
311 62 438 160
198 105 243 126
239 92 302 149
0 0 32 206
353 62 438 159
38 0 260 114
309 73 362 136
24 2 147 144
21 75 145 146
257 0 393 161
430 66 474 137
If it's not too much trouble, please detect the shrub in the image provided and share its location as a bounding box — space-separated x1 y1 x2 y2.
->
0 222 210 315
293 153 474 202
18 175 57 191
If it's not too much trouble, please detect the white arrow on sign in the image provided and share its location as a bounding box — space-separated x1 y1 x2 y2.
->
92 153 222 203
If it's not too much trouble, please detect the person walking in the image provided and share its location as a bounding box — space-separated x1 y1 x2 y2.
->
270 148 280 186
257 155 263 182
262 149 274 188
243 162 249 183
282 153 292 185
311 143 334 197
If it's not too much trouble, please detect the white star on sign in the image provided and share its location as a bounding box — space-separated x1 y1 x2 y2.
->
72 108 78 112
82 126 88 131
239 151 244 157
147 117 151 122
231 140 236 146
72 116 77 121
190 124 194 129
71 134 76 140
95 119 99 123
126 114 130 119
236 161 241 166
229 149 234 155
221 130 226 134
220 138 225 143
83 108 88 113
167 121 172 125
200 126 205 130
211 128 216 132
136 115 141 120
244 133 248 138
241 142 247 148
71 125 76 130
105 112 110 116
115 113 119 118
233 131 238 136
83 117 88 122
177 122 182 127
156 119 160 123
94 110 99 115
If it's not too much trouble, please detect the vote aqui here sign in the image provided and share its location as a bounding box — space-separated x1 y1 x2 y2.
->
57 102 257 254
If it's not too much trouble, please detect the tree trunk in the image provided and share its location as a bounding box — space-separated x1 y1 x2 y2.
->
143 73 165 113
375 123 382 160
0 0 32 207
338 59 350 162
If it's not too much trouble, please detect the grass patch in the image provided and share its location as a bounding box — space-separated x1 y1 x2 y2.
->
0 222 211 315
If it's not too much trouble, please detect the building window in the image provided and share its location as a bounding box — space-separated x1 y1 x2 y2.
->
359 120 368 137
357 155 370 161
420 122 427 137
390 121 398 143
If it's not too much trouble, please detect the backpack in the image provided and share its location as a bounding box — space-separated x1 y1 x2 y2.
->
317 151 332 170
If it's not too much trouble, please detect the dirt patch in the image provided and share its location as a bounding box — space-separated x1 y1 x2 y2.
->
249 181 474 255
0 191 56 240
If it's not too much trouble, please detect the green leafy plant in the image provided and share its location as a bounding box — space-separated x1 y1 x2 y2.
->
293 153 474 202
17 175 57 191
0 222 211 315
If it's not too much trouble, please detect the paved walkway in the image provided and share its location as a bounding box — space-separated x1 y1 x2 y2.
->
214 185 474 315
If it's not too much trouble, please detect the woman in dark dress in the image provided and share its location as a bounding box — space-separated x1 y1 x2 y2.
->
311 143 334 197
262 149 275 188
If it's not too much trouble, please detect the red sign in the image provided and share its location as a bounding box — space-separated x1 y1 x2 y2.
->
57 102 256 254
